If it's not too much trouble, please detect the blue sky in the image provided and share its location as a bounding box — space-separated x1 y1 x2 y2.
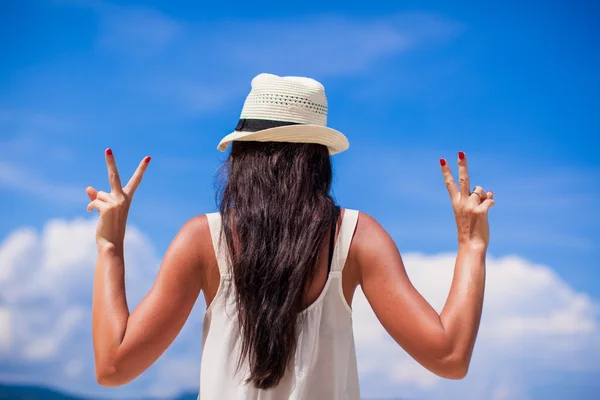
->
1 0 599 399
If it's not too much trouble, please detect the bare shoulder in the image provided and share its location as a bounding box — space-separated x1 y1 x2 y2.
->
162 214 212 274
352 211 397 256
170 215 210 250
353 211 385 238
180 214 210 234
349 211 404 284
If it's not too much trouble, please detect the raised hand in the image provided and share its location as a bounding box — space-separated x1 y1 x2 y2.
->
440 151 495 251
86 149 151 248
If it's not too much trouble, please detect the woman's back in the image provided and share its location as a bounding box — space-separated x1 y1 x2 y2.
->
88 73 493 399
199 209 360 399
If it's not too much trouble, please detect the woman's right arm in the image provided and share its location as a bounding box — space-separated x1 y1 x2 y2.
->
355 152 495 379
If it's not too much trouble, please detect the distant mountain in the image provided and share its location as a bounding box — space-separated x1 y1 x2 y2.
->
0 383 86 400
0 383 403 400
172 395 198 400
0 384 199 400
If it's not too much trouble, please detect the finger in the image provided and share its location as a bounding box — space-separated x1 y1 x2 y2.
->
87 199 109 213
124 156 151 195
469 193 482 205
96 190 112 202
487 191 494 200
469 186 487 205
105 148 123 194
457 151 470 198
86 186 98 201
440 158 459 199
477 198 495 212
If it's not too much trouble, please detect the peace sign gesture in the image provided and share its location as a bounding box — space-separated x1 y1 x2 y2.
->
440 151 495 251
86 149 151 248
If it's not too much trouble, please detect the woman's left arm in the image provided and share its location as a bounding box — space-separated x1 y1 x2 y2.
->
87 149 206 387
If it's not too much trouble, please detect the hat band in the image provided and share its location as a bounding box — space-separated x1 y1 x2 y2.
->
235 118 302 132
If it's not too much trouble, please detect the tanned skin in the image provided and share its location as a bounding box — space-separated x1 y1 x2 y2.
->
86 149 493 386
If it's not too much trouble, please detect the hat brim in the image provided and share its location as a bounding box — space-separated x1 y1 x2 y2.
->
217 124 349 155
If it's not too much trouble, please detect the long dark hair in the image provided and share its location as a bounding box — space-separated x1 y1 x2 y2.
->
216 140 336 389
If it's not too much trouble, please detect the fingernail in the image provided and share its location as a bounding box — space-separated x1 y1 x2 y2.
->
458 151 465 160
440 158 446 167
106 148 113 156
145 156 151 163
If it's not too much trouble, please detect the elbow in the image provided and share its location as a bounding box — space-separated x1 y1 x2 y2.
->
95 365 120 387
434 351 470 380
439 362 469 380
95 364 130 387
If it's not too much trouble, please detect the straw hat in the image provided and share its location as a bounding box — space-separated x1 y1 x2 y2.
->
217 73 349 155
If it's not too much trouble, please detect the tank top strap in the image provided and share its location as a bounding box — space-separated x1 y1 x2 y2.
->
206 212 230 276
331 209 359 273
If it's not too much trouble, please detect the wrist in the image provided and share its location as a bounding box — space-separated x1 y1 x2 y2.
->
458 241 488 254
97 240 124 257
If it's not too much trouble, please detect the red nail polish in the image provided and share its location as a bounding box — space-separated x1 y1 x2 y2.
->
106 148 112 156
145 156 151 163
458 151 465 160
440 158 446 167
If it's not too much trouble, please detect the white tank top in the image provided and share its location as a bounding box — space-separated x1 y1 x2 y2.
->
199 209 361 400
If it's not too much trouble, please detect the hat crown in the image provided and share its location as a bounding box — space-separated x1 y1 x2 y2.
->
240 73 328 127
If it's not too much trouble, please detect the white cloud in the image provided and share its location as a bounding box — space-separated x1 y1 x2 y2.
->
22 306 86 361
0 228 38 284
145 358 201 398
0 307 12 353
352 253 600 399
392 358 439 389
23 337 60 361
65 360 85 379
489 383 530 400
0 217 202 398
0 217 598 398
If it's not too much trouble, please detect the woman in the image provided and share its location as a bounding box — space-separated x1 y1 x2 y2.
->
86 74 495 399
